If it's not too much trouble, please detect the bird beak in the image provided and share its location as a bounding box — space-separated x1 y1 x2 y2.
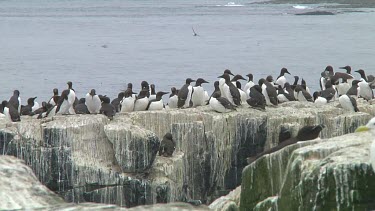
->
286 70 291 75
132 92 137 95
218 74 224 79
162 92 169 95
355 70 360 73
203 79 209 83
339 67 345 69
355 126 369 133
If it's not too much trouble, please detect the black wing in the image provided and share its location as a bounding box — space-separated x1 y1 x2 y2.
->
348 95 359 112
217 97 236 110
177 84 189 108
228 84 241 106
265 83 278 105
146 99 157 110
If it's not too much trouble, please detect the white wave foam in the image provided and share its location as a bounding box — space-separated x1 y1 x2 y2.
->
293 5 311 9
216 2 244 7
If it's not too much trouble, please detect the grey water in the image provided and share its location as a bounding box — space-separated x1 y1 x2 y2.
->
1 0 375 102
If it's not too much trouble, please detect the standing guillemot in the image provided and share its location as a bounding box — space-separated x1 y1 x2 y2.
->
235 81 248 104
346 80 360 97
191 78 209 107
100 95 116 120
276 85 294 103
218 73 241 106
295 85 313 102
168 87 178 109
159 132 176 157
230 74 246 87
57 81 76 115
8 90 21 114
243 73 255 98
120 89 137 112
275 67 290 88
134 89 149 111
146 91 169 111
75 98 90 114
177 78 195 108
339 94 359 112
48 88 60 105
85 89 101 114
111 92 125 112
320 80 336 102
357 79 374 101
246 85 266 110
2 100 20 122
284 83 296 101
209 92 236 113
149 84 157 101
259 78 277 106
355 69 375 82
21 97 37 116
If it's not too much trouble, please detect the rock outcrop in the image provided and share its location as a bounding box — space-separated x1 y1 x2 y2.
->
240 132 375 211
0 155 208 210
0 100 374 207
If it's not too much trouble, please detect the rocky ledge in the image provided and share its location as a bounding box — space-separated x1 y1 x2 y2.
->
239 131 375 211
0 100 374 208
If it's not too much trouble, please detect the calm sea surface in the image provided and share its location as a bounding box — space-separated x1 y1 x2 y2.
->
1 0 374 102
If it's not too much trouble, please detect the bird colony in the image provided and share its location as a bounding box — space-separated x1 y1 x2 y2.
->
0 65 373 122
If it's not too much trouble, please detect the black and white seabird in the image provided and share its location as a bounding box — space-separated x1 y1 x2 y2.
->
134 89 150 111
355 69 375 82
284 83 296 101
313 91 327 105
276 85 294 103
218 73 241 106
9 90 21 114
177 78 195 108
48 88 60 106
34 102 50 116
357 79 374 101
75 98 90 114
301 78 311 95
2 100 20 122
320 65 334 90
159 132 176 157
57 81 76 115
235 81 248 104
146 91 169 111
149 84 157 101
120 89 137 112
191 78 209 107
320 80 336 102
339 94 359 112
259 78 278 106
111 92 125 112
338 65 354 85
247 124 325 164
100 95 116 120
21 97 37 116
246 85 266 110
209 92 236 113
275 67 290 88
141 81 150 98
346 80 360 97
168 87 178 109
243 73 255 98
295 85 313 102
85 89 101 114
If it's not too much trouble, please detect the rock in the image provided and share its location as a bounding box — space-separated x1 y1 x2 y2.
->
104 119 160 173
0 155 208 210
240 132 375 210
209 186 241 211
0 101 374 207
